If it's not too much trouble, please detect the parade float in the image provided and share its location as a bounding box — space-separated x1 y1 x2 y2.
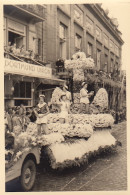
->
42 52 119 169
5 52 121 190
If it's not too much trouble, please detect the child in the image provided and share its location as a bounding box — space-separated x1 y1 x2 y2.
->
34 95 49 135
59 93 71 124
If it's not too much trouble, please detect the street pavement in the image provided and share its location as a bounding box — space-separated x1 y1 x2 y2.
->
6 121 127 191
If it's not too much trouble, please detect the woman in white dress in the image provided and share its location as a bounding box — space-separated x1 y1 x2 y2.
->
62 84 72 110
34 95 49 135
79 82 94 114
59 92 71 124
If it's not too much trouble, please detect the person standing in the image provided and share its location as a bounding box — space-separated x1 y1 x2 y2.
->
34 95 49 135
79 82 94 114
12 108 23 135
59 92 71 124
62 84 72 110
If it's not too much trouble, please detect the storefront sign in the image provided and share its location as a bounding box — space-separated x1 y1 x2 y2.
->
4 59 52 78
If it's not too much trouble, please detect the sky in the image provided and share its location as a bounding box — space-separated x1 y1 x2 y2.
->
102 2 130 71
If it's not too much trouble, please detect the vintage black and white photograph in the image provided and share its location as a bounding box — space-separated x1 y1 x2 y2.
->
3 1 128 193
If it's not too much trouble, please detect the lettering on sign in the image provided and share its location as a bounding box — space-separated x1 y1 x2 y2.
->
4 59 52 78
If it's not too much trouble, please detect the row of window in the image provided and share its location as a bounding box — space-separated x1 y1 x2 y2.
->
59 22 120 61
58 5 120 57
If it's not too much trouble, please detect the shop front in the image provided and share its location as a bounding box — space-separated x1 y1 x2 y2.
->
4 58 64 109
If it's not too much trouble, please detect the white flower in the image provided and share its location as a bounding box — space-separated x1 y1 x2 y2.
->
48 130 116 165
16 151 23 159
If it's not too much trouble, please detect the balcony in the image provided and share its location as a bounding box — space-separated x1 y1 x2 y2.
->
16 4 45 19
4 46 65 86
4 4 45 23
4 45 52 78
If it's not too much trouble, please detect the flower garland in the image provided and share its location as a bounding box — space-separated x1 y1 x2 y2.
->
65 56 95 70
73 68 84 81
48 123 93 138
46 130 117 169
37 133 64 146
47 113 114 128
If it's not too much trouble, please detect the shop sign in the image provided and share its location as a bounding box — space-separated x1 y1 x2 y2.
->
4 59 52 78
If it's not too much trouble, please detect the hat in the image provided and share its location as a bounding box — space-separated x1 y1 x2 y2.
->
63 85 68 90
81 82 87 87
39 94 45 98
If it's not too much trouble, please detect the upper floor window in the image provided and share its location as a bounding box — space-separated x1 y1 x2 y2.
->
110 40 114 52
86 16 94 35
3 17 7 46
74 5 83 25
75 34 82 50
58 4 70 15
103 33 109 47
4 18 27 51
59 23 67 59
87 42 93 57
59 23 67 40
115 44 119 57
96 26 102 40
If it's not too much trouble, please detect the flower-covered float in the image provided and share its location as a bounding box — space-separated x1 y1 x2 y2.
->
36 87 119 169
5 87 120 171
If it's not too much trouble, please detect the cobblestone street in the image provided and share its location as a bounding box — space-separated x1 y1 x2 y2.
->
6 121 127 192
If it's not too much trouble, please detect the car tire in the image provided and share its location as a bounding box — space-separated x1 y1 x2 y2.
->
20 159 36 191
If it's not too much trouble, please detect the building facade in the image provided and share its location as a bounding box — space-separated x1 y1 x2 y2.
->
4 4 64 109
44 4 123 73
4 4 124 109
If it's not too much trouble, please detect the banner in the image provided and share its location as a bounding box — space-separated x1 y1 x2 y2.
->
4 59 52 78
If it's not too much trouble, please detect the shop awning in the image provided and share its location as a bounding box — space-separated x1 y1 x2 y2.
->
39 77 65 86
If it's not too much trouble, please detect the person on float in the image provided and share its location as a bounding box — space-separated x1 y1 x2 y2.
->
62 84 72 110
26 107 37 123
79 81 94 114
34 94 49 135
5 108 13 132
59 92 71 124
12 108 23 135
19 103 27 130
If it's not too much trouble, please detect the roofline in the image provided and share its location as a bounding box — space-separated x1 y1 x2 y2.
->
84 4 124 45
